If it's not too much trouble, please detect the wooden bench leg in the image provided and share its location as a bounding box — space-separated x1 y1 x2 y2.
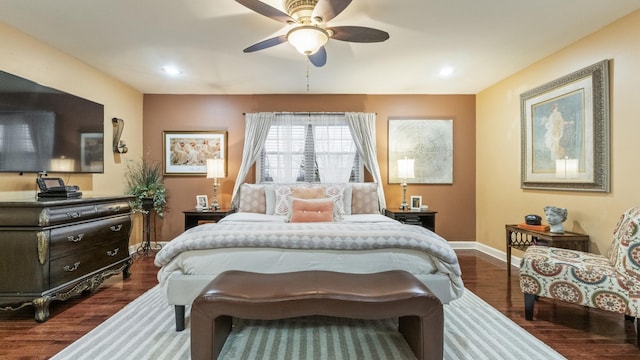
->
192 298 232 360
213 316 232 359
398 306 443 360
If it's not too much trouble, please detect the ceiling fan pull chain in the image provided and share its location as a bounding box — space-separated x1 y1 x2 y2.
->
306 58 310 92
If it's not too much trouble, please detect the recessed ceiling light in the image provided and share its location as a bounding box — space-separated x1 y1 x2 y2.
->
439 66 454 77
162 65 182 76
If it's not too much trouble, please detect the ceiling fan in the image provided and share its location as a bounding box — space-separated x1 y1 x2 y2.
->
236 0 390 67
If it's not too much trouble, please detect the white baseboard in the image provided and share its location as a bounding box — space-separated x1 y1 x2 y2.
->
449 241 521 270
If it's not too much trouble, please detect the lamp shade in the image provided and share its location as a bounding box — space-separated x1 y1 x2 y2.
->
397 158 415 179
287 25 329 55
206 158 225 179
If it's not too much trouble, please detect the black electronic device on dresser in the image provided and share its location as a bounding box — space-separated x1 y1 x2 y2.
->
0 196 133 322
36 177 82 198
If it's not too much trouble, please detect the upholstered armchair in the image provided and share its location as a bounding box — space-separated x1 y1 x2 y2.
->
519 205 640 346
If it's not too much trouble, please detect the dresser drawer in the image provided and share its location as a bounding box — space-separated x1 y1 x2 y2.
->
94 200 131 217
42 200 131 226
49 215 131 260
44 204 99 225
49 239 129 288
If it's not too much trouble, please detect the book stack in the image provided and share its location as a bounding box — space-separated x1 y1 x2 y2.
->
517 223 550 232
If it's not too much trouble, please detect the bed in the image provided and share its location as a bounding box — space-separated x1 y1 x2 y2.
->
154 183 464 330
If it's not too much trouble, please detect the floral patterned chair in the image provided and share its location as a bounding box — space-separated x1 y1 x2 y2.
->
520 205 640 346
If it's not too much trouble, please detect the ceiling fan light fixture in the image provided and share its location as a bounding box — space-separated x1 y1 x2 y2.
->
287 25 328 55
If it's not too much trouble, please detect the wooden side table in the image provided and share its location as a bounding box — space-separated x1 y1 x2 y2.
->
184 209 231 230
384 209 437 232
505 224 590 276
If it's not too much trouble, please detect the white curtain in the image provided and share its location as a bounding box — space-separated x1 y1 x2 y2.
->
231 111 386 212
230 112 274 209
346 112 386 211
268 113 304 183
311 113 356 183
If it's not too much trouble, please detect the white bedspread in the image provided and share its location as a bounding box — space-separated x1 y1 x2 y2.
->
155 213 464 304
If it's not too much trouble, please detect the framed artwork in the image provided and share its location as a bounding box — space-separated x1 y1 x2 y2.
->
80 133 104 172
195 195 208 209
163 130 227 176
520 59 610 192
388 118 453 184
410 195 422 210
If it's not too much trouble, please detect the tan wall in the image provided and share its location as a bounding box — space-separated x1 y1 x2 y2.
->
476 10 640 256
0 22 144 200
144 94 476 242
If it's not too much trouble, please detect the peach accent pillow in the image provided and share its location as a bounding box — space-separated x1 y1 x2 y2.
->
289 198 335 223
291 186 326 199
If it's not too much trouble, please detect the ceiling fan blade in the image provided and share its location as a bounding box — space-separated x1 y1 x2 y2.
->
308 47 327 67
243 35 288 53
329 26 390 43
235 0 296 24
312 0 352 23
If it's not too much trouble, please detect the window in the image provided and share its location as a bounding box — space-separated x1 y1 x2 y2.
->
257 114 363 183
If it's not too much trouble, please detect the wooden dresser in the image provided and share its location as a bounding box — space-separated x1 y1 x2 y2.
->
0 195 133 322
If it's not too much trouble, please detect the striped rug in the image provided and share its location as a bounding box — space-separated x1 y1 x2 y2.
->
51 286 565 360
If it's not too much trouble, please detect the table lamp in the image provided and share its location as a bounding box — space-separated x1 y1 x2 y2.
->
206 158 225 210
397 157 415 210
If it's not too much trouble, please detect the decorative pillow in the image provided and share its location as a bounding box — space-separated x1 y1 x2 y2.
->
324 183 346 220
238 184 266 214
273 185 293 216
351 183 379 214
291 186 325 199
289 198 335 223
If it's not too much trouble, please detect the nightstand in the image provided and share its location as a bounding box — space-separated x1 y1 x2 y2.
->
183 209 232 230
505 224 590 276
384 209 437 232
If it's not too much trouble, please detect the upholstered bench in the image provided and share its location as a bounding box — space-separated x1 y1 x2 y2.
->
191 270 444 360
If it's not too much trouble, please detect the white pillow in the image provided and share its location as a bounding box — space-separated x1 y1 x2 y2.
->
343 183 352 215
265 184 276 215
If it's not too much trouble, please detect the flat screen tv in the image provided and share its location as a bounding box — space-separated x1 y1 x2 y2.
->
0 69 104 174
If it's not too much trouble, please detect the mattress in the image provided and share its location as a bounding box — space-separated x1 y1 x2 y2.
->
155 213 464 306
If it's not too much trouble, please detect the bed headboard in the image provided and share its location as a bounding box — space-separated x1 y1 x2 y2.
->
235 183 381 216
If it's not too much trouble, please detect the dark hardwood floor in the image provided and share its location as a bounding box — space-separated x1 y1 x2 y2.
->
0 250 638 359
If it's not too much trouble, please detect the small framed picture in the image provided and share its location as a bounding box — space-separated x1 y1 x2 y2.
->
410 195 422 210
196 195 209 209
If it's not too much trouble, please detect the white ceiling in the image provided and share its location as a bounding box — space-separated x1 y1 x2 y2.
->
0 0 638 95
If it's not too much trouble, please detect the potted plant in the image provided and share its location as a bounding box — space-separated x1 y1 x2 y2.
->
124 158 167 218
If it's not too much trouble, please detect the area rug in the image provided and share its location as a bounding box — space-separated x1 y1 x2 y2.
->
51 286 565 360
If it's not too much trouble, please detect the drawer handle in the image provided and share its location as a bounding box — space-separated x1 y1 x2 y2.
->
110 224 123 232
107 248 119 257
108 206 122 213
67 233 84 243
64 262 80 272
66 211 82 218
